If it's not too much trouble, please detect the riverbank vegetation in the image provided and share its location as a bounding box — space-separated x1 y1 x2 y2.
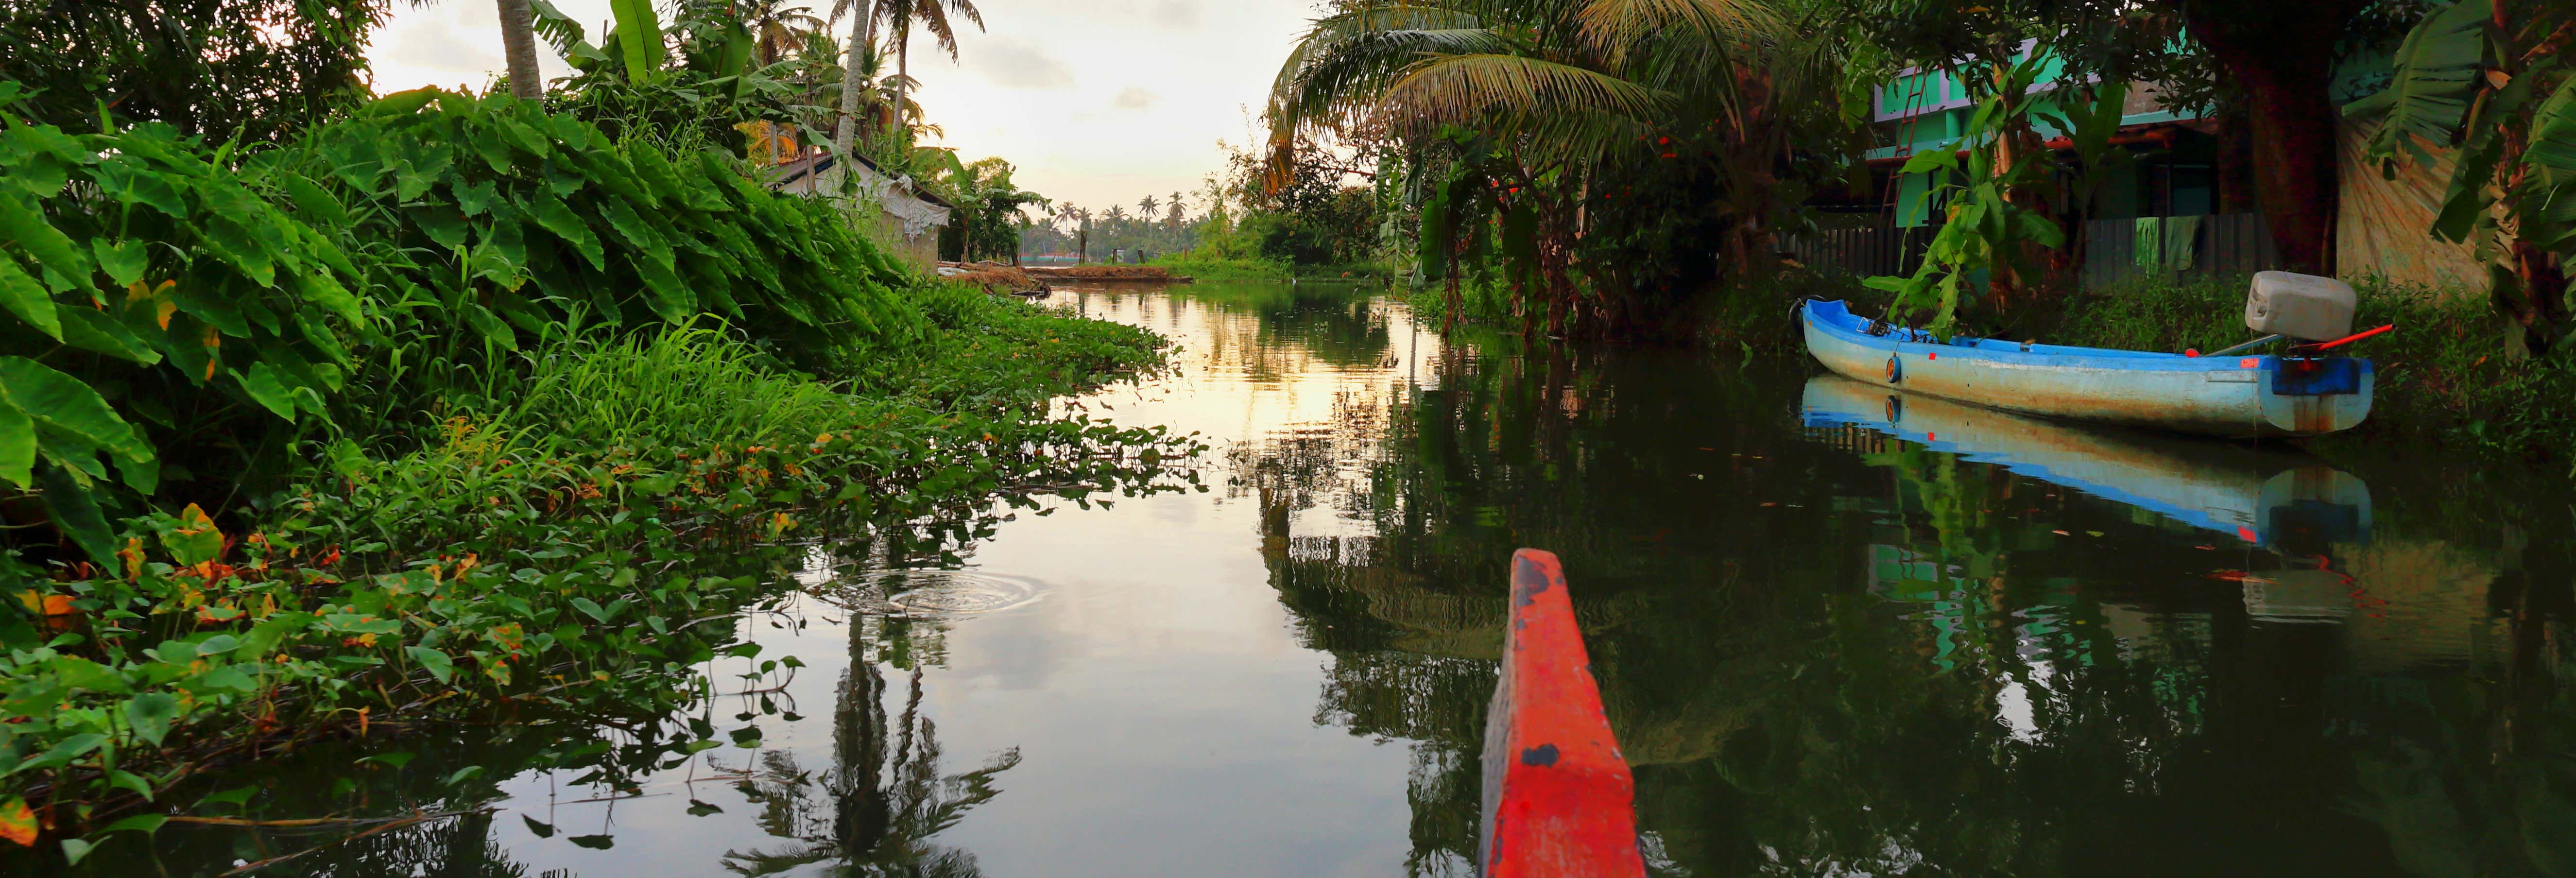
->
0 0 1196 864
1234 0 2576 461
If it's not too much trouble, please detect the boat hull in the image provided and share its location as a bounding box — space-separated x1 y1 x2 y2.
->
1800 300 2371 438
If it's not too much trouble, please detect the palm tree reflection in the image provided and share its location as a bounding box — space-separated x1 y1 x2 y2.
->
721 615 1018 876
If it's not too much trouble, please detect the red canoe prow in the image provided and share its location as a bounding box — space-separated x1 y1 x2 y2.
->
1479 549 1646 877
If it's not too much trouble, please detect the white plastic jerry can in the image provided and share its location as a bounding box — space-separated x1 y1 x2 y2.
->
2246 271 2356 342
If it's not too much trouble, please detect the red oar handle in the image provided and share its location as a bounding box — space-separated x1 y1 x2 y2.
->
2297 324 2394 353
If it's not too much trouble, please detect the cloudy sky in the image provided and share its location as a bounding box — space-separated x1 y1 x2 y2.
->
367 0 1322 212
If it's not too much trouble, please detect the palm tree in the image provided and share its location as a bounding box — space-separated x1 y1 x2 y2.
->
1137 195 1159 220
1264 0 1804 336
740 0 826 65
879 0 983 138
496 0 544 99
824 0 885 186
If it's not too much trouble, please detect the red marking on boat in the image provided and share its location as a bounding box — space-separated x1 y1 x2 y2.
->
2240 358 2259 369
1928 352 1937 360
1481 550 1645 878
2238 526 2258 542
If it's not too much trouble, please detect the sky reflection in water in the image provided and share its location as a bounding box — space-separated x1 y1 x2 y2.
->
110 283 2576 878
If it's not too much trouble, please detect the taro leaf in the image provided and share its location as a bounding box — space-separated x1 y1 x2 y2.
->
275 173 348 227
123 693 179 746
0 404 31 488
58 307 159 364
59 838 92 865
235 362 297 421
445 766 483 785
0 796 33 847
193 634 239 656
0 255 57 339
0 190 91 288
452 178 498 217
521 814 555 838
461 303 518 351
0 355 155 468
525 191 605 270
567 834 615 850
37 461 116 566
296 269 362 324
729 725 761 747
406 645 455 684
629 252 693 321
411 204 470 252
686 799 723 816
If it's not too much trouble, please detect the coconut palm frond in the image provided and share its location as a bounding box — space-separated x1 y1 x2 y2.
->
1575 0 1773 63
1377 52 1670 134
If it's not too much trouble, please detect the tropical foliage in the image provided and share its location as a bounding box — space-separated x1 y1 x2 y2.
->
2349 0 2576 359
0 0 388 144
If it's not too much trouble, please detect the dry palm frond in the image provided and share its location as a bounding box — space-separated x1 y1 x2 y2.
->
1575 0 1773 65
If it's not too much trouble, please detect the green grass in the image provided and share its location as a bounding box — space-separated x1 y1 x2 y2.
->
1148 251 1293 281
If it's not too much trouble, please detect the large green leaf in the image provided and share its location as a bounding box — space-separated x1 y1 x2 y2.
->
0 253 57 339
57 306 161 365
0 190 90 289
2348 0 2490 166
35 462 115 565
123 693 178 747
525 191 606 270
0 357 153 470
2532 76 2576 174
0 404 31 488
609 0 665 85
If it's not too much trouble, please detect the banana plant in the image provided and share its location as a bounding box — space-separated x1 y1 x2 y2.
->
1862 52 2069 338
2347 0 2576 358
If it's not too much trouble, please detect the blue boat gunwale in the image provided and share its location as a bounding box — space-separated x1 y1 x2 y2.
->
1804 299 2305 373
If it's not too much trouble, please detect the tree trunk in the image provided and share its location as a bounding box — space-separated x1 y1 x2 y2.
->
496 0 544 101
832 4 874 191
893 19 911 139
2180 0 2370 276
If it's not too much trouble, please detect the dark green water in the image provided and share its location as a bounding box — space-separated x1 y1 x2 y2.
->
75 282 2576 876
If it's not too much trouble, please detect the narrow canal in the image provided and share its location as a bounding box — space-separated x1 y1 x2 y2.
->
111 282 2576 877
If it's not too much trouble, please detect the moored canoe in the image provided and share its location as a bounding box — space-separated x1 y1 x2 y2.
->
1801 299 2372 438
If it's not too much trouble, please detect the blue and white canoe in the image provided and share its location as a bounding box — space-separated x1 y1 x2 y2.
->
1800 300 2372 438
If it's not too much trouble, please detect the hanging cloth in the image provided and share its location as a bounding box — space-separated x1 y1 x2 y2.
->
2164 214 2203 272
2133 217 2163 270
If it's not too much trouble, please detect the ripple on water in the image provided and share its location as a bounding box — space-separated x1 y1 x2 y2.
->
830 569 1048 618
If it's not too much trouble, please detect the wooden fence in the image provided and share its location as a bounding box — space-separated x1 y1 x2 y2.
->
1783 212 2281 289
2078 212 2279 287
1780 226 1927 279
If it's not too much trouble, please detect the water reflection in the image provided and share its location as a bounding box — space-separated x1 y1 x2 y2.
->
54 282 2576 877
1215 292 2576 876
1802 374 2372 550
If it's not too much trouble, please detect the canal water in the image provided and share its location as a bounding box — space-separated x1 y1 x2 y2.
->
103 282 2576 876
